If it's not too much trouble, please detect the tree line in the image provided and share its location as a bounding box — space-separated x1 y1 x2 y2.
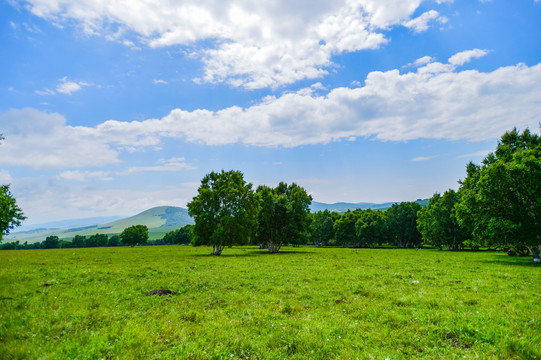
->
1 128 540 261
309 128 541 262
0 224 193 250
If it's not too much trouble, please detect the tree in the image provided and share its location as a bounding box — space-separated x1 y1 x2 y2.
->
163 225 192 245
0 185 26 242
85 234 107 247
255 182 312 253
72 235 86 248
310 210 336 247
187 170 259 255
355 209 387 248
417 190 471 251
108 235 120 247
386 202 422 248
333 211 360 247
456 128 541 261
120 225 149 247
43 235 60 249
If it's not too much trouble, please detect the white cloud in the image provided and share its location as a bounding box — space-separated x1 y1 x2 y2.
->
448 48 488 66
124 158 195 174
11 178 199 225
411 156 433 162
457 150 493 159
402 10 445 33
35 88 55 95
153 79 168 85
36 77 89 96
0 108 119 169
404 55 435 68
57 170 112 182
3 51 540 169
19 0 445 89
0 170 13 184
90 52 541 147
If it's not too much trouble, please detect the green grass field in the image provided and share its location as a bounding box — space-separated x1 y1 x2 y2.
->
0 246 539 359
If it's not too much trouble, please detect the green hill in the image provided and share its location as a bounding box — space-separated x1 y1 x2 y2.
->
6 206 193 243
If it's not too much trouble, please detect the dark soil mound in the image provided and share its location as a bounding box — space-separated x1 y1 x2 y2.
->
145 289 179 296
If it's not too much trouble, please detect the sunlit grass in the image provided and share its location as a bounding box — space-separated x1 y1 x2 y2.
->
0 246 539 359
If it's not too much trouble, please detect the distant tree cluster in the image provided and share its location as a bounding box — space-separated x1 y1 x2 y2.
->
163 225 192 245
0 233 126 250
310 202 422 249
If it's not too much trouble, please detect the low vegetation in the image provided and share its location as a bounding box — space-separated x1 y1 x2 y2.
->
0 246 539 359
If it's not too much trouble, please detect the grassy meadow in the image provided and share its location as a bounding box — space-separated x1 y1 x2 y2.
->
0 246 539 359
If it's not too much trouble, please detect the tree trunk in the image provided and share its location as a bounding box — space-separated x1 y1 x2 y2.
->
528 245 541 263
211 244 224 255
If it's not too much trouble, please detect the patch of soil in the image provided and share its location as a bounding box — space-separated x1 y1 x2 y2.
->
335 299 344 304
145 289 179 296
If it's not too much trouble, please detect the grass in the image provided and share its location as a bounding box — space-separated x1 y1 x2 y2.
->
0 246 539 359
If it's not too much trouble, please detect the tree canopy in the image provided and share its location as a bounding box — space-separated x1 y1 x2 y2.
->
386 202 422 248
456 128 541 261
120 225 149 247
256 182 312 253
188 170 259 255
417 190 471 251
0 185 26 242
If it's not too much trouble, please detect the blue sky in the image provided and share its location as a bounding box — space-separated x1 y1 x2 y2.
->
1 0 540 225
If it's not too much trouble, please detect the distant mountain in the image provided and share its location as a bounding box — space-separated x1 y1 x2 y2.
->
6 206 193 243
14 216 123 233
310 199 429 213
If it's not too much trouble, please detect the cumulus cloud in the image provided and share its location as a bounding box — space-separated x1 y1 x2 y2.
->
448 48 488 66
19 0 446 89
89 50 541 147
36 77 89 96
0 108 119 169
404 55 435 68
3 51 540 168
402 10 446 33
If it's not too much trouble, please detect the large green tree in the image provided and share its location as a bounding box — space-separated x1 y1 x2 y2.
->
0 185 26 242
120 225 149 247
417 190 471 251
256 182 312 253
310 210 336 247
386 202 422 248
456 128 541 261
355 209 387 248
333 211 360 247
188 170 259 255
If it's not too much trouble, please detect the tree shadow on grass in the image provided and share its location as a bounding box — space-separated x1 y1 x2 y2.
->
478 256 539 267
189 249 314 258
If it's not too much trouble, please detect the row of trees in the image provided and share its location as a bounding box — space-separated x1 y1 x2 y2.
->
0 225 154 250
1 129 539 261
310 202 422 249
187 170 312 255
308 129 540 261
